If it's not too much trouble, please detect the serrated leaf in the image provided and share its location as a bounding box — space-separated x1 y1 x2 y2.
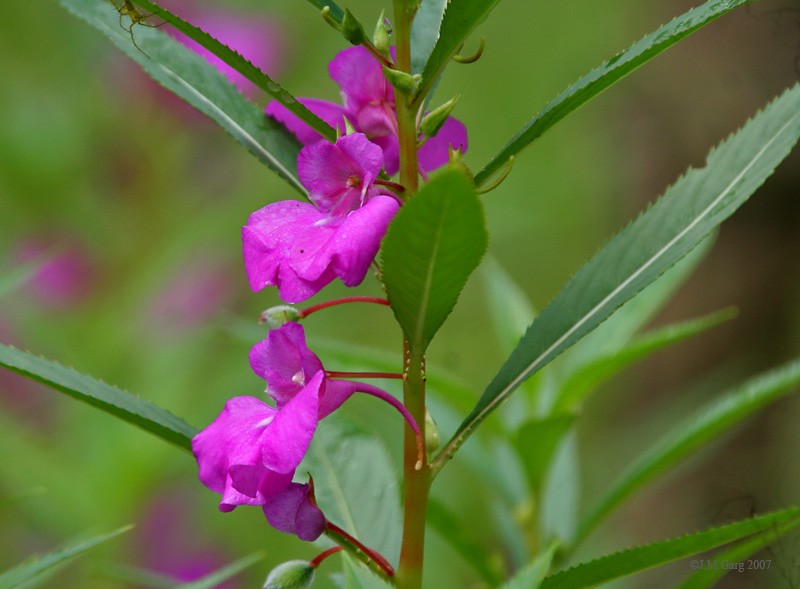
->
0 525 132 589
411 0 448 75
178 552 266 589
576 357 800 544
417 0 502 104
501 542 559 589
540 507 800 589
56 0 307 193
426 497 505 585
676 518 800 589
381 167 487 352
0 344 198 452
436 84 800 469
130 0 336 141
475 0 754 186
305 421 402 565
554 307 737 412
513 414 575 490
304 0 345 24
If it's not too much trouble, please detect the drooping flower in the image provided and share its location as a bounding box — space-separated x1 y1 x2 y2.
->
242 133 399 303
249 321 361 418
265 46 467 175
262 482 326 542
191 373 322 513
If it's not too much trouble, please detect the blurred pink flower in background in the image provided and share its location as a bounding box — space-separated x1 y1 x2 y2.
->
146 255 237 337
10 234 94 309
164 0 288 98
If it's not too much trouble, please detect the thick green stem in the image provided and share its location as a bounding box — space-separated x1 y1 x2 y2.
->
397 342 430 589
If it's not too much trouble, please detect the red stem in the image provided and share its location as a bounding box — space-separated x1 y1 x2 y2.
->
298 296 390 318
326 371 403 380
309 546 344 569
326 522 395 577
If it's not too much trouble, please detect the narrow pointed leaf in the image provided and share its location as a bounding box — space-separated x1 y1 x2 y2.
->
475 0 754 186
57 0 307 194
540 507 800 589
576 357 800 543
178 552 266 589
411 0 449 74
501 542 559 589
381 167 488 352
555 307 737 412
437 84 800 468
129 0 336 141
417 0 503 104
0 344 198 452
427 497 505 585
0 525 132 589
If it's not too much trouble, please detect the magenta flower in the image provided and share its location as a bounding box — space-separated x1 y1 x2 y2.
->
266 46 467 175
263 482 326 542
242 133 399 303
191 373 322 514
249 322 361 417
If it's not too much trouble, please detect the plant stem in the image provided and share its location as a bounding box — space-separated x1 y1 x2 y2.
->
325 522 395 579
393 0 419 198
397 342 430 589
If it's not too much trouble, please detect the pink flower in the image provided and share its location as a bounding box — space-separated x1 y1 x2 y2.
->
249 322 361 417
191 375 321 513
266 46 467 175
263 482 326 542
242 133 399 303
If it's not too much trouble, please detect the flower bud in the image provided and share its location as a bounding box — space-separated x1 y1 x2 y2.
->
425 408 440 454
259 305 300 328
263 560 315 589
420 96 460 139
341 8 366 45
382 67 421 97
373 10 391 56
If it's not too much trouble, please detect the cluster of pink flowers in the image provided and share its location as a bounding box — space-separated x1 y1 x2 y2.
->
192 45 464 541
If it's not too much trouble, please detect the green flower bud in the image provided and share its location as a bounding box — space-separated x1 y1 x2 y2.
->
420 96 460 139
263 560 315 589
382 67 421 98
341 8 366 45
259 305 300 328
425 408 440 454
373 10 391 56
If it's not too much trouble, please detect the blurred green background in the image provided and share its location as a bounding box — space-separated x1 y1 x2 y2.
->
1 0 799 587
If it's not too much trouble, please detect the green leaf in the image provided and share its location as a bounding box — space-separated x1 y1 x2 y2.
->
540 431 580 544
554 307 737 412
305 421 402 564
475 0 754 186
92 563 176 589
676 518 800 589
513 414 575 490
342 555 393 589
501 542 559 589
0 525 132 589
0 344 198 452
411 0 448 75
437 83 800 468
576 357 800 544
56 0 306 193
381 166 488 352
427 497 505 585
130 0 336 141
482 256 537 357
304 0 345 24
540 507 800 589
178 552 266 589
417 0 502 104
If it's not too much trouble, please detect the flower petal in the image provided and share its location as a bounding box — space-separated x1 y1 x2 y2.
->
319 379 359 419
328 46 392 110
261 371 323 473
418 117 468 173
263 483 326 541
265 98 348 145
